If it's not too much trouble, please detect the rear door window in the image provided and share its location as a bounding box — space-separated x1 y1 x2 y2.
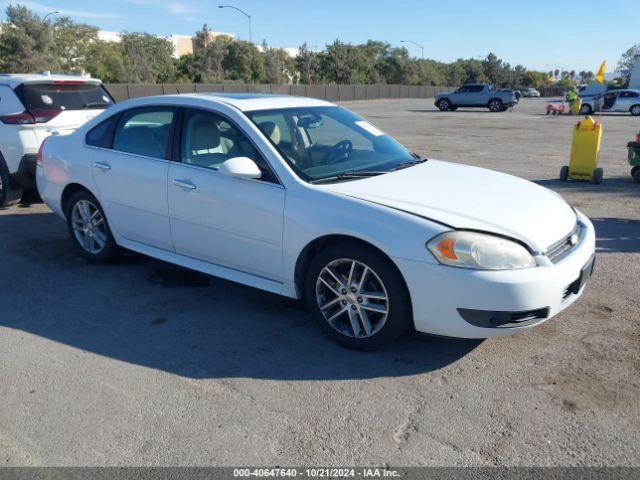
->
13 82 114 111
113 108 176 159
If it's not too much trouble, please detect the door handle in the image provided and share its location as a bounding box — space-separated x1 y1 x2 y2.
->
93 161 112 171
173 179 197 190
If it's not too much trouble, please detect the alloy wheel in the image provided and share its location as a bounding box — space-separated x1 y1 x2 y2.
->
631 106 640 116
489 100 501 112
71 200 107 254
315 258 389 339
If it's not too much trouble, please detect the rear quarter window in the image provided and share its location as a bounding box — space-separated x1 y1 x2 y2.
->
86 116 117 148
14 83 114 111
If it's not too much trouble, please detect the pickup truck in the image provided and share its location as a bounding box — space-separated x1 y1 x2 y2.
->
435 84 517 112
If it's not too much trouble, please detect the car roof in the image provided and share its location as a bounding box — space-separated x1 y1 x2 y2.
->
0 73 102 89
156 93 335 112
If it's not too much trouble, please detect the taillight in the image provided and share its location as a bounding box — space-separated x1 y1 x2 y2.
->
30 109 61 123
1 112 35 124
0 109 61 125
37 139 47 167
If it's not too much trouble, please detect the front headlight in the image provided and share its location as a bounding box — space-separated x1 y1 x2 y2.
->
427 231 536 270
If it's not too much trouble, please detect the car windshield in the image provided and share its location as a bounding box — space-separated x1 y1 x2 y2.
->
247 106 416 183
14 82 114 111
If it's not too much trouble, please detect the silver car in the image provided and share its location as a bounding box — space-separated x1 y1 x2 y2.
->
580 89 640 116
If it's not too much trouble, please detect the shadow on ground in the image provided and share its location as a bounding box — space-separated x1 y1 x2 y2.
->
591 217 640 254
0 211 480 381
535 177 640 196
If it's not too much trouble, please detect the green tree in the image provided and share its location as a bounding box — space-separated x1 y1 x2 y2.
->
222 40 264 83
52 17 98 73
120 33 176 83
262 42 291 84
0 4 59 73
296 43 321 84
322 40 358 84
85 41 126 83
617 43 640 84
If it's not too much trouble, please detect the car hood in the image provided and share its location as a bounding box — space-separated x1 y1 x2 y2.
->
321 160 576 252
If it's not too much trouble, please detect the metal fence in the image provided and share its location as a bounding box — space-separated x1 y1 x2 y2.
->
103 83 456 103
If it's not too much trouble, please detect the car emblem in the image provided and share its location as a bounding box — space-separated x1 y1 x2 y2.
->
569 234 579 246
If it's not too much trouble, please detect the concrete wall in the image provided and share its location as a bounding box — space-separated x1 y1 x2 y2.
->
103 83 455 103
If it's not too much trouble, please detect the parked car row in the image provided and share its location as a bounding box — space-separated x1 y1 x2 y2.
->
35 91 596 349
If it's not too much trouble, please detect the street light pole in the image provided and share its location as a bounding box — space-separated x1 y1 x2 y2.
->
400 40 424 59
43 10 60 22
218 5 252 44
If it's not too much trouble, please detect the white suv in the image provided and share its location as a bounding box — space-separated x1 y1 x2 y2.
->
0 74 114 206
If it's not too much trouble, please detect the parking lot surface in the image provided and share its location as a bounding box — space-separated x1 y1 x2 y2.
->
1 98 638 466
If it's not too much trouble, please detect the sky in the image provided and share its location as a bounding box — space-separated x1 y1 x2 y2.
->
1 0 637 73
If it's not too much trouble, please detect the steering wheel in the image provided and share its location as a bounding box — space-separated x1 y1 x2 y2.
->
322 140 353 164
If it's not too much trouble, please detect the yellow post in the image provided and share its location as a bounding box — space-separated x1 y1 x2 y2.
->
566 116 603 184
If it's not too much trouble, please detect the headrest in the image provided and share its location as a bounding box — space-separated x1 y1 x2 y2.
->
258 121 281 145
188 114 221 152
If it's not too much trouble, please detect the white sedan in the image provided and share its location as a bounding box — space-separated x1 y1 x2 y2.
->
37 94 596 349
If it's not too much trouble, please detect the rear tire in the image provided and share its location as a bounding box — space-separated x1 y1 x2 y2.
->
630 105 640 117
593 167 604 185
488 99 503 112
632 166 640 184
305 243 411 350
560 165 569 182
65 190 119 263
437 99 451 111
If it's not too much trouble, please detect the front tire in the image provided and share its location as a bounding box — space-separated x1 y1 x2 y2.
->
630 105 640 117
305 243 411 350
560 165 569 181
488 99 503 112
65 190 118 263
580 104 592 115
437 99 451 111
593 167 604 185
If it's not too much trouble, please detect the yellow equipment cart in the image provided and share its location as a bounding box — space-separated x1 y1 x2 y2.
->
560 116 604 184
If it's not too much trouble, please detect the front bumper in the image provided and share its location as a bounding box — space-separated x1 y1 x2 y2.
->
394 213 597 338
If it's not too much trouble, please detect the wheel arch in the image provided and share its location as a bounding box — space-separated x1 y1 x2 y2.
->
60 183 99 218
293 234 410 303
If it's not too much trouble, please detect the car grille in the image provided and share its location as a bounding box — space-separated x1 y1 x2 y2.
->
546 222 582 263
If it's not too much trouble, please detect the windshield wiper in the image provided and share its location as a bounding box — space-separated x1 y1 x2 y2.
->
392 157 428 171
310 171 387 184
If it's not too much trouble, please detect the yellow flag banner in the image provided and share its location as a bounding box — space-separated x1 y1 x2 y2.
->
596 61 606 84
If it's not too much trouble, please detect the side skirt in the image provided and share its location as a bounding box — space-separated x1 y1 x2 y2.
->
118 237 288 297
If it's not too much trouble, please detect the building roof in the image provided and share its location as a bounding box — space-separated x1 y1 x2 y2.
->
0 73 101 89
